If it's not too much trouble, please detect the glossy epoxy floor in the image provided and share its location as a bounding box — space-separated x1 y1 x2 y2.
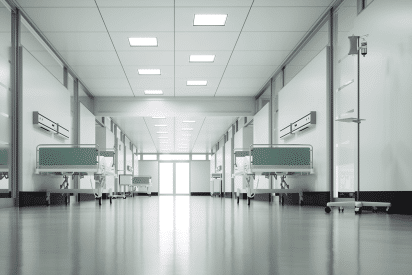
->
1 197 412 275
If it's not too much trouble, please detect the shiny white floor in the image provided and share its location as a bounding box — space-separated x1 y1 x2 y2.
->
1 196 412 275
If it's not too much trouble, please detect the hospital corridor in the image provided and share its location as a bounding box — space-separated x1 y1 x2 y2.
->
0 0 412 274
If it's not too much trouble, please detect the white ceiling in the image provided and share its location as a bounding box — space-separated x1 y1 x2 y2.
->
15 0 334 153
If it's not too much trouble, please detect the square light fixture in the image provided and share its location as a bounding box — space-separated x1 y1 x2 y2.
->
158 137 168 139
157 132 168 134
138 69 161 75
189 55 215 62
129 37 158 47
182 134 192 136
155 124 167 127
182 128 193 131
159 142 169 144
182 120 195 123
144 90 163 95
187 80 207 86
152 116 166 119
194 14 227 26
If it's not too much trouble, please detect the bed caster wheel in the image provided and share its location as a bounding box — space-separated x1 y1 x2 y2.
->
338 207 344 213
355 208 362 214
123 197 126 199
237 196 239 204
247 197 250 206
300 200 304 206
325 206 331 213
110 197 112 204
99 197 102 206
281 197 285 206
372 207 378 213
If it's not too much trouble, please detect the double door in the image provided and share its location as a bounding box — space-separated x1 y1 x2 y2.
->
159 162 190 195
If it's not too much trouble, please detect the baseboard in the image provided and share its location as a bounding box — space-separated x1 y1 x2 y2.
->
0 192 11 198
358 191 412 214
191 192 210 196
133 192 158 196
19 192 47 207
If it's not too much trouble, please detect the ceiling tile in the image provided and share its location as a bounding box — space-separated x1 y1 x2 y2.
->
117 51 174 66
123 65 174 79
175 51 232 66
132 88 175 97
129 78 174 89
235 31 306 50
16 0 96 7
218 77 268 88
175 87 216 97
253 0 333 6
81 78 131 90
70 65 126 78
243 7 327 32
110 32 174 51
96 0 173 7
175 32 239 51
176 0 253 6
175 65 226 78
175 7 250 32
59 51 121 66
229 50 289 66
214 87 257 96
223 65 277 79
100 8 174 32
23 8 106 32
41 32 113 51
175 77 221 88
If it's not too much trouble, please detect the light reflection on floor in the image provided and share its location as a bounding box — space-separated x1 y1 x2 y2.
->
0 196 411 275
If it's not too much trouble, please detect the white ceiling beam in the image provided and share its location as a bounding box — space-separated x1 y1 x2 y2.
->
94 97 255 117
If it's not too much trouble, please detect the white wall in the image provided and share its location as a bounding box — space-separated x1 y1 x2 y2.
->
277 48 328 191
351 0 412 191
224 139 232 192
253 104 270 189
79 103 96 189
21 48 72 191
191 161 210 192
139 161 158 193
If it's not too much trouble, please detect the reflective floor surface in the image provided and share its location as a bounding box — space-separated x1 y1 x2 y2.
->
1 196 412 275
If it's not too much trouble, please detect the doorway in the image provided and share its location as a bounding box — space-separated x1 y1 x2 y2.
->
159 162 190 195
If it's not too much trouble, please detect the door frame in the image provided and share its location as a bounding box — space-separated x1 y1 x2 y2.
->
158 161 191 195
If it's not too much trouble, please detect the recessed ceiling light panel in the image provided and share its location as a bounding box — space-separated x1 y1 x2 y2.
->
182 128 193 131
157 132 168 134
187 80 207 86
155 125 167 127
189 55 215 62
144 90 163 95
138 69 161 75
129 37 158 47
194 14 227 26
152 116 166 119
182 120 196 123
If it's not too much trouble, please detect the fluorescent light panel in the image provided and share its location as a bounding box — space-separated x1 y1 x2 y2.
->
182 128 193 131
189 55 215 62
187 80 207 86
155 125 167 127
138 69 161 75
129 37 157 47
158 137 168 139
157 132 168 134
152 116 166 119
194 14 227 26
144 90 163 95
182 120 195 123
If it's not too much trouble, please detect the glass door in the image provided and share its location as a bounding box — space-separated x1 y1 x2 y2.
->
159 162 190 195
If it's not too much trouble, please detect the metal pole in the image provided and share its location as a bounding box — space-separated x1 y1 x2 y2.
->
73 78 80 202
11 8 21 206
357 39 360 201
327 8 335 202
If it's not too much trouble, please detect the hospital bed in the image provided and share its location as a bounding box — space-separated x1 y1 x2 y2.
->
0 148 9 194
35 144 115 206
233 144 314 206
119 175 152 197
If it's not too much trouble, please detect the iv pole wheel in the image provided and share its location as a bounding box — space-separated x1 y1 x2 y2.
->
99 197 102 206
325 206 331 213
